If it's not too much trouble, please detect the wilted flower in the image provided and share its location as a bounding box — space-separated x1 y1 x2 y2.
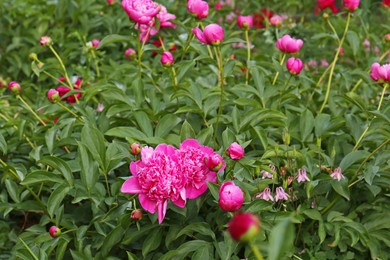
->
276 34 304 53
122 0 160 25
49 226 61 238
237 15 253 30
297 168 310 183
255 188 274 201
161 51 174 66
219 182 244 212
286 57 303 75
192 24 224 46
228 212 260 242
330 167 345 181
275 187 289 201
227 142 244 160
187 0 209 20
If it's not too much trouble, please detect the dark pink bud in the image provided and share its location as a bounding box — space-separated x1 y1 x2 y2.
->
286 57 303 75
187 0 209 20
275 34 304 54
161 51 174 66
344 0 360 11
125 48 136 60
227 142 244 160
91 39 100 48
218 182 244 212
47 89 60 102
205 153 223 171
193 24 224 46
8 81 21 94
228 212 260 242
49 226 61 238
107 0 116 5
131 209 143 220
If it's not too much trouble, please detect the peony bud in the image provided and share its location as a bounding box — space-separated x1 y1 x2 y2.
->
0 78 6 88
187 0 209 20
8 81 21 94
49 226 61 238
205 153 223 171
131 209 143 220
125 48 136 60
192 24 224 46
161 51 174 67
107 0 116 5
130 143 141 155
227 142 244 160
91 39 100 49
29 53 38 61
286 57 303 75
40 36 52 46
47 89 60 102
228 212 260 242
219 182 244 212
344 0 360 11
385 34 390 42
237 15 253 30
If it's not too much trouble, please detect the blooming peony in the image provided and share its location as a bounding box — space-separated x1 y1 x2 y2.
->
370 63 390 82
237 15 253 30
218 182 244 212
276 34 304 53
187 0 209 20
122 0 160 25
121 144 186 224
286 57 303 75
192 24 224 46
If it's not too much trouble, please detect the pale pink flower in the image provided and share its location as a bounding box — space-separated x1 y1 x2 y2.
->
255 188 274 201
297 168 310 183
187 0 209 20
47 89 60 102
218 182 244 212
96 103 104 112
177 139 225 199
122 0 160 25
270 15 284 27
261 164 275 179
237 15 253 30
192 24 224 46
307 60 318 67
121 144 186 224
40 35 52 46
363 39 370 47
275 34 304 53
320 59 329 67
330 167 345 181
275 187 289 201
225 12 236 23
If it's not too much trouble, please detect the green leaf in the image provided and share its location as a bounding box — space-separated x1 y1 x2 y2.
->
97 34 129 50
47 184 70 218
81 125 106 170
100 225 125 257
303 209 322 221
142 228 163 257
105 127 147 140
39 156 73 186
314 113 331 137
161 240 209 260
45 127 57 155
5 179 20 203
56 239 70 260
300 109 314 142
331 179 350 200
192 245 210 260
339 150 370 171
155 114 181 138
78 143 99 193
346 31 360 56
268 218 295 260
207 182 220 201
0 133 7 154
176 222 216 240
21 171 64 185
180 120 195 141
134 111 154 137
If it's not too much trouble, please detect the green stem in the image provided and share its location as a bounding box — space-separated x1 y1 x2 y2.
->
377 83 388 111
245 29 251 85
326 18 341 44
319 12 351 113
181 27 195 60
17 95 47 126
0 113 35 149
272 53 286 85
56 101 84 123
91 50 101 78
48 45 73 90
214 46 224 147
19 238 39 260
249 241 264 260
200 22 214 60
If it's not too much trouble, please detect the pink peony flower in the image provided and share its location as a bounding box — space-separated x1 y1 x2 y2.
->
330 167 345 181
275 187 289 201
122 0 160 24
218 182 244 212
370 62 390 82
384 0 390 7
270 15 284 27
187 0 209 20
307 60 318 67
275 34 304 53
91 39 100 48
40 35 52 46
121 144 186 224
228 212 260 242
255 187 274 201
363 39 370 47
315 0 338 14
157 5 176 29
344 0 360 11
8 81 21 94
177 139 225 199
286 57 303 75
49 226 61 238
161 51 174 66
192 24 224 46
297 168 310 183
47 89 60 102
237 15 253 30
227 142 244 160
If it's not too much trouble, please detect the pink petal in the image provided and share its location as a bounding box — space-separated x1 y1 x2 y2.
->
139 194 157 214
157 200 168 224
121 177 142 193
192 28 208 44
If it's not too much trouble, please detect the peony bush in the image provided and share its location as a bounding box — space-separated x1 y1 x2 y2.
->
0 0 390 259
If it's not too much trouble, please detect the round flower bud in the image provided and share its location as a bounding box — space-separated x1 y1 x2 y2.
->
219 182 244 212
161 51 174 67
227 142 244 160
205 153 223 171
40 36 52 46
8 81 21 94
91 39 100 49
125 48 136 60
29 53 38 61
47 89 60 102
49 226 61 238
286 57 303 75
130 143 141 155
131 209 143 220
385 34 390 42
228 212 260 242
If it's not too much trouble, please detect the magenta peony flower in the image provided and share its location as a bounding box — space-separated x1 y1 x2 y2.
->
255 187 274 201
125 48 136 60
330 167 345 181
121 144 186 224
187 0 209 20
91 39 100 48
315 0 338 14
122 0 160 25
192 24 224 46
276 34 304 53
228 212 260 242
270 15 284 27
297 168 310 183
384 0 390 7
227 142 244 160
205 153 224 171
286 57 303 75
49 226 61 238
218 182 244 212
275 187 289 201
47 89 60 102
161 51 174 66
157 5 176 29
237 15 253 30
177 139 225 199
370 62 390 82
344 0 360 11
8 81 21 94
40 35 52 46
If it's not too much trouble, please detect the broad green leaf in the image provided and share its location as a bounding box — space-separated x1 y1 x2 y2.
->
176 222 216 240
303 209 322 221
161 240 209 260
100 225 125 257
300 109 315 142
5 179 20 203
268 218 295 260
78 143 99 193
0 133 7 154
339 150 370 171
155 114 181 138
314 113 331 137
105 127 147 140
97 34 129 50
47 184 70 218
142 227 163 257
45 127 57 155
134 111 153 137
21 171 64 185
39 156 73 186
180 120 195 141
207 182 220 201
192 245 210 260
331 179 350 200
81 125 106 170
346 31 360 56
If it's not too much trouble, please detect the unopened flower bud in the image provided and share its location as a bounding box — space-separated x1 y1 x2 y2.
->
49 226 61 238
322 13 329 20
91 39 100 49
385 34 390 42
125 48 136 60
40 36 52 46
47 89 60 102
219 182 244 212
29 53 38 61
161 51 174 67
205 153 223 171
228 212 260 242
131 209 143 220
226 142 244 160
130 143 141 155
8 81 21 94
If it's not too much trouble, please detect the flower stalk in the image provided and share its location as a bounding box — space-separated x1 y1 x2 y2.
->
245 29 251 85
16 95 47 126
272 53 286 85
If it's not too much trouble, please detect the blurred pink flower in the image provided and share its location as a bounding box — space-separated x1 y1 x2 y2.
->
320 59 329 67
228 212 260 241
330 167 345 181
156 5 176 29
363 39 370 47
227 142 244 160
383 0 390 7
47 89 60 102
255 187 274 201
275 187 289 201
39 35 52 46
270 15 284 27
122 0 160 24
225 12 236 23
315 0 338 14
286 57 303 75
218 182 244 212
297 168 310 183
187 0 209 20
161 51 174 66
261 164 275 179
96 103 104 112
125 48 136 60
276 34 304 53
121 144 186 224
344 0 360 11
8 81 21 94
192 24 224 46
107 0 116 5
91 39 100 48
237 15 253 30
307 60 318 67
370 62 390 82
